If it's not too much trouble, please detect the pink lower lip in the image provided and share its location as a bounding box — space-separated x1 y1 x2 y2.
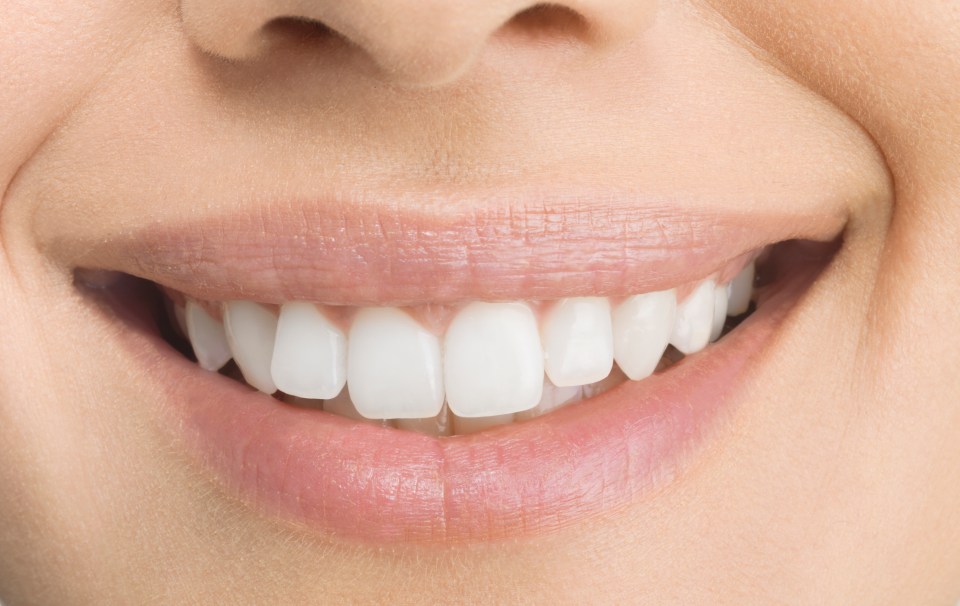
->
123 273 804 545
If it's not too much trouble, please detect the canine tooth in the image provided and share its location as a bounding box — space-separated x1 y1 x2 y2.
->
185 301 232 371
670 280 715 355
542 297 614 387
515 379 582 421
224 301 278 393
271 302 346 400
453 413 515 435
710 284 729 342
727 261 755 316
612 289 676 380
348 307 444 420
444 302 544 417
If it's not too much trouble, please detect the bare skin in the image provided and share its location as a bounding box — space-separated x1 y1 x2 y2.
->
0 0 958 604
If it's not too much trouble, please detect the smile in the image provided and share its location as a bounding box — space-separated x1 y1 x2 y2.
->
165 253 755 433
70 199 843 543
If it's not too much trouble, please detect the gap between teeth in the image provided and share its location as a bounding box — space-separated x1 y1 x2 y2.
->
178 261 756 436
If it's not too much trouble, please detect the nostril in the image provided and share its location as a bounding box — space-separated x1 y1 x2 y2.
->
263 15 342 49
504 3 591 43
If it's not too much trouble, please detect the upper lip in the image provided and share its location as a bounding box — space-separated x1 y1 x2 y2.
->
57 193 845 305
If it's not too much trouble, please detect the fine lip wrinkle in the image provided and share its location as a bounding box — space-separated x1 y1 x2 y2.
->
64 197 844 306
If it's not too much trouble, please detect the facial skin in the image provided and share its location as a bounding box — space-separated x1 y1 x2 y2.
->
1 0 959 603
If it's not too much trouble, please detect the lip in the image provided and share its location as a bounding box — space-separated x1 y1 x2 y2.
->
93 239 829 544
59 195 844 306
67 194 846 544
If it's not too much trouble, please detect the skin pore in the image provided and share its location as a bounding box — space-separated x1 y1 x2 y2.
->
1 0 959 603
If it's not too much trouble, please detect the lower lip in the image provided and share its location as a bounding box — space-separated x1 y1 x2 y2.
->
114 267 808 544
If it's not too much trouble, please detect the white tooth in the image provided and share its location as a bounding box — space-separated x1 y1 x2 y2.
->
224 301 278 394
395 404 452 437
611 289 676 381
710 283 729 342
185 301 232 371
515 378 582 421
443 301 544 417
271 302 346 400
347 307 444 420
453 413 515 435
727 261 755 316
542 297 614 387
670 280 715 355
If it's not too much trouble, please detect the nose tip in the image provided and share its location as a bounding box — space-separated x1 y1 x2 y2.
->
314 1 532 87
180 0 657 88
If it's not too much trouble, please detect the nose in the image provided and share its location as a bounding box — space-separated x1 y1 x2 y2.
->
179 0 657 87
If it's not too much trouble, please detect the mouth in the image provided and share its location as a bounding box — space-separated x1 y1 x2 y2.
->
69 200 842 543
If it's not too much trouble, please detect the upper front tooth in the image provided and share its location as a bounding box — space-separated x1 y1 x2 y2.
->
612 289 676 380
347 307 444 420
224 301 279 394
542 297 614 387
670 280 715 355
271 302 346 400
185 301 232 371
444 301 544 418
710 283 729 342
727 261 755 316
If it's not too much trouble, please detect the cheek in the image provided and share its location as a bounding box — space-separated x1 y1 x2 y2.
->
707 0 960 186
0 0 170 192
711 0 960 594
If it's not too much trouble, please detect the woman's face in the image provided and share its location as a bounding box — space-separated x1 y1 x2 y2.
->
1 0 958 603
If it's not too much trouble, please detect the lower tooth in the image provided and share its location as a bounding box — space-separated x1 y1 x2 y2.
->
395 404 453 437
515 379 582 421
323 389 393 428
582 366 627 399
453 413 515 435
284 394 324 410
